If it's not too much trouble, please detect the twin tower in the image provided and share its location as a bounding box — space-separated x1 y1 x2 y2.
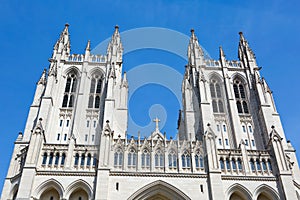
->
2 24 300 200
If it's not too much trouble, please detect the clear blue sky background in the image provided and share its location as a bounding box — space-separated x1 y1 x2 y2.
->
0 0 299 191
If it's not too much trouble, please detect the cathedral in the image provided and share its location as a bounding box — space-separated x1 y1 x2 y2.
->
1 24 300 200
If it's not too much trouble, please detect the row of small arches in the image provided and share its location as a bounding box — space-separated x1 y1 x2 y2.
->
41 152 97 168
114 148 205 170
219 157 272 173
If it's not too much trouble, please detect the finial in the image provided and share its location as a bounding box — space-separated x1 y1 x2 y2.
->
153 117 160 131
37 68 47 85
106 120 110 123
115 25 119 30
239 31 245 42
190 29 195 39
65 23 69 27
219 46 225 58
85 40 91 51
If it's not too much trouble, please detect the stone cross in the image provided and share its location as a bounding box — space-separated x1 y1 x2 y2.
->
153 117 160 131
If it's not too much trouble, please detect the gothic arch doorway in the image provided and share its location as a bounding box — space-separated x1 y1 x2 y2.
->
257 193 272 200
127 180 191 200
69 188 89 200
40 188 60 200
229 193 247 200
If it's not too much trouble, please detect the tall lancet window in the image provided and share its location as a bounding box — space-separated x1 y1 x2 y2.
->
88 74 103 109
233 79 249 114
210 79 224 113
62 73 77 108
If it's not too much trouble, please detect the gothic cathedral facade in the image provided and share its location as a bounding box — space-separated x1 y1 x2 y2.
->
1 24 300 200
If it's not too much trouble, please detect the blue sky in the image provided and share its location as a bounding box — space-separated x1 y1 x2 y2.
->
0 0 300 190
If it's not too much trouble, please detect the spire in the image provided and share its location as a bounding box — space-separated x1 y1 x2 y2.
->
238 31 256 62
107 25 123 81
219 46 225 59
121 71 128 88
52 23 71 57
85 40 91 52
84 40 91 61
187 28 204 66
37 69 47 85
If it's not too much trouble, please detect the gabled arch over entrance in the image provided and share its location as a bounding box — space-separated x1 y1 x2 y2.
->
127 180 191 200
226 183 252 200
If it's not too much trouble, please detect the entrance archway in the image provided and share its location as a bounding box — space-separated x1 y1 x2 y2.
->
128 180 191 200
229 192 247 200
69 188 89 200
40 188 60 200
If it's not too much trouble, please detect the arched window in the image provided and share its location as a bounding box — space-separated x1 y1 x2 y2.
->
250 159 255 172
262 159 267 172
55 153 60 166
88 74 103 109
62 73 77 108
256 159 261 171
95 96 100 108
61 153 66 166
114 149 123 167
267 159 272 171
88 95 93 108
237 158 243 171
42 152 47 165
210 79 225 113
155 149 164 168
87 154 91 166
226 158 230 171
233 79 249 114
232 158 236 171
49 152 54 165
128 149 137 167
220 158 225 170
168 150 177 169
181 151 191 168
93 154 97 167
141 149 150 168
81 154 85 167
74 153 79 167
195 153 204 169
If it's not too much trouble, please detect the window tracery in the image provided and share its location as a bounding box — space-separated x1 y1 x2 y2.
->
62 73 77 108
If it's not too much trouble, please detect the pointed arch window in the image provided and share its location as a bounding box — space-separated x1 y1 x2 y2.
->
233 79 249 114
168 150 177 169
48 152 54 166
141 149 150 168
74 153 79 167
210 79 224 113
155 149 164 168
195 153 204 169
87 153 91 167
62 73 78 108
55 153 60 166
42 152 47 165
181 151 191 169
61 153 66 166
88 74 103 109
114 148 123 167
127 148 137 167
220 158 225 170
